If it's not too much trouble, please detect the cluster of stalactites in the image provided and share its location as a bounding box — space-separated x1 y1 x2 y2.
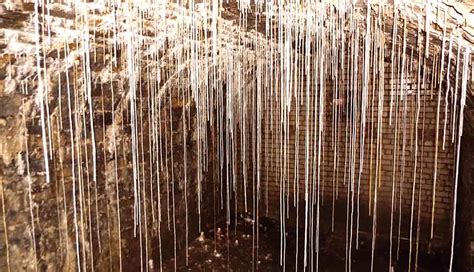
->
5 0 472 271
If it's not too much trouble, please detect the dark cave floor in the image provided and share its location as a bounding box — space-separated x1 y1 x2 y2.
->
163 214 447 271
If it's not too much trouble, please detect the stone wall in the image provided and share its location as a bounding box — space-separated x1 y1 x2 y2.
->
0 35 215 272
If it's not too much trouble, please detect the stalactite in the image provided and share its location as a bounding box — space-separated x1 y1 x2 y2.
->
431 10 447 239
449 46 470 272
6 1 474 271
34 0 51 186
408 20 422 271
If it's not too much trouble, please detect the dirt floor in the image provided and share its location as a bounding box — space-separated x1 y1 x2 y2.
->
163 213 448 271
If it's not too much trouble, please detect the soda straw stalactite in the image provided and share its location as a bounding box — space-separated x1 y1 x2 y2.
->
3 1 474 271
449 46 470 272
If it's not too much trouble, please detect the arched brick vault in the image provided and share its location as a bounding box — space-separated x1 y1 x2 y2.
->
0 0 473 271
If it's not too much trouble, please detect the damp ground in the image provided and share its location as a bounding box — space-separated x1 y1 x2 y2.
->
162 213 448 271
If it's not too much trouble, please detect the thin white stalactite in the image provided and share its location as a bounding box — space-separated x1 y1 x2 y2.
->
396 24 406 262
34 0 51 185
408 21 422 271
431 11 447 239
389 5 398 127
452 36 461 144
389 44 400 271
449 47 470 272
64 37 82 272
415 59 428 272
442 34 453 151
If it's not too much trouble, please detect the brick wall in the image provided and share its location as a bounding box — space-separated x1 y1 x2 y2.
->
237 57 456 246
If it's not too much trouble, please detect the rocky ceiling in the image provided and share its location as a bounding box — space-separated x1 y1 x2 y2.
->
0 1 473 271
0 0 473 102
